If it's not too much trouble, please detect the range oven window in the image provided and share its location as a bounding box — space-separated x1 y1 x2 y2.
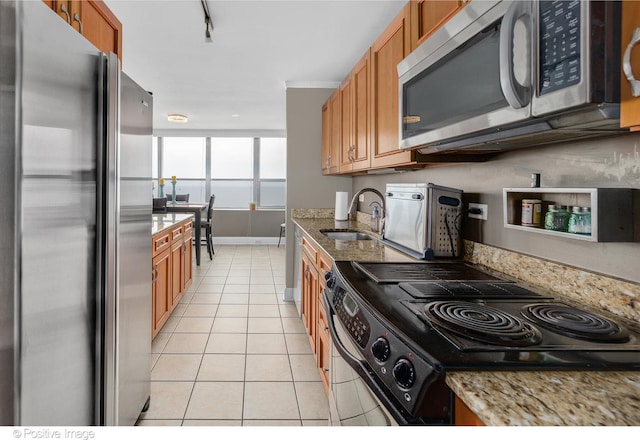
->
402 20 507 139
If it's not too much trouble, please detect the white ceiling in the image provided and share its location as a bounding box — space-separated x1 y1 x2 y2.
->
105 0 407 133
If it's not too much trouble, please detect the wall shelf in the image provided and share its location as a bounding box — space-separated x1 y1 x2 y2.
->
503 188 634 242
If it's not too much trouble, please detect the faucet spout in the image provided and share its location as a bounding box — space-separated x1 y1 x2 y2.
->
348 188 386 225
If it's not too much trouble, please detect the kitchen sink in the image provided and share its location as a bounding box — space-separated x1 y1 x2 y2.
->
320 229 374 241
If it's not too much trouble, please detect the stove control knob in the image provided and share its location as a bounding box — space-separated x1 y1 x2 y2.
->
392 358 416 389
371 337 390 363
324 272 336 289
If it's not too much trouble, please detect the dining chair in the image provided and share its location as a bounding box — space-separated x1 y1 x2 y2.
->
199 194 215 259
152 197 168 213
167 193 190 202
277 222 285 248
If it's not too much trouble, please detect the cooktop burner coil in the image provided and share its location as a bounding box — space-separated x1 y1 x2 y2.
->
521 303 630 343
423 301 543 347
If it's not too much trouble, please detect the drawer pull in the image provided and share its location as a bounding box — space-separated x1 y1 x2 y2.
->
73 13 83 34
59 3 71 24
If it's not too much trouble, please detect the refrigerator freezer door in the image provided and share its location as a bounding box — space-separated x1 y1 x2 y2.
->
102 56 153 425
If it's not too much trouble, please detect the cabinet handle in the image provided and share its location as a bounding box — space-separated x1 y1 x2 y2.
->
59 3 71 24
323 368 329 373
73 13 83 34
151 267 157 283
623 27 640 97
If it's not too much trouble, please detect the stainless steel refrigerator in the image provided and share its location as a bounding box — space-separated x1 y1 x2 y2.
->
0 0 152 426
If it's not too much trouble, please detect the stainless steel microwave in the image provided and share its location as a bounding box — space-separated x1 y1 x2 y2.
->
398 0 626 154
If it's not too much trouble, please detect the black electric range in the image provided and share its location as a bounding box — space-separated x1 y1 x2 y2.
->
323 261 640 424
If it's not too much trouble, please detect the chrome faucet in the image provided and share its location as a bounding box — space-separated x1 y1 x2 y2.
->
348 188 386 231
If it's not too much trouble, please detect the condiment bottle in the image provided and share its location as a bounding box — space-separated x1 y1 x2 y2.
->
568 207 592 235
544 205 569 232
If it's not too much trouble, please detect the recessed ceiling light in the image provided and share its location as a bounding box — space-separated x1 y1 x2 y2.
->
168 113 188 123
231 113 240 118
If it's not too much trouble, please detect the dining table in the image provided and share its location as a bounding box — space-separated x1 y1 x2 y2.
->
164 202 207 266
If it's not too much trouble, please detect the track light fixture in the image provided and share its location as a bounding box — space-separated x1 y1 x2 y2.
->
201 0 213 43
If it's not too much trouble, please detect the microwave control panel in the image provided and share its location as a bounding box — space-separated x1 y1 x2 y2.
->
539 0 581 95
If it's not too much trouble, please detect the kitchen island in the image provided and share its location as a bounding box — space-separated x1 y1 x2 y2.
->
292 209 640 426
152 213 194 338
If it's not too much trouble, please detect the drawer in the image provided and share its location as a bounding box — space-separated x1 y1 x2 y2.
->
317 250 333 282
183 220 193 233
170 224 184 241
302 233 317 264
152 231 171 256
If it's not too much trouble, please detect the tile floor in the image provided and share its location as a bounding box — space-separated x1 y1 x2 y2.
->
139 244 330 426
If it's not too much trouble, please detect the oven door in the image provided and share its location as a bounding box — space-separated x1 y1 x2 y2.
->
323 290 420 426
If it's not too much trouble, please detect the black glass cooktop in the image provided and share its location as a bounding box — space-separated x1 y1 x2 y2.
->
353 262 503 283
399 281 553 300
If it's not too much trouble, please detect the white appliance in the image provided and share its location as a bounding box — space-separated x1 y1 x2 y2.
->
398 0 626 154
0 1 152 425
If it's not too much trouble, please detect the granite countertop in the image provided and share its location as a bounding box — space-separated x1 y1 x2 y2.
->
152 213 194 235
292 208 640 426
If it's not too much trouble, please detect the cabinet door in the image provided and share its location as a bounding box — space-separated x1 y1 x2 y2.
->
410 0 466 50
152 247 171 339
301 251 319 353
182 232 193 292
171 238 184 307
454 395 484 426
329 90 341 173
316 312 330 395
370 4 414 169
350 51 371 171
339 78 353 173
321 101 332 174
621 0 640 130
74 0 123 63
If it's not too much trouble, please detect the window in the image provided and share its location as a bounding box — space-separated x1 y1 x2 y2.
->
153 136 286 209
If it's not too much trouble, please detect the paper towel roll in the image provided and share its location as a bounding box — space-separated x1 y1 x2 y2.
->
335 192 349 221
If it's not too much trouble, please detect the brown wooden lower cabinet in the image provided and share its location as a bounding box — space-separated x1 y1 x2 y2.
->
300 232 332 395
152 217 194 339
454 395 484 426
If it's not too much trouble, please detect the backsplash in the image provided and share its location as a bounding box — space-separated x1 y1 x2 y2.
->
465 241 640 323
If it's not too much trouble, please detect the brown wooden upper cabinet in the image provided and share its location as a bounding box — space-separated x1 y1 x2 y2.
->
43 0 123 64
340 50 371 173
621 0 640 131
369 3 419 169
410 0 469 50
321 90 341 175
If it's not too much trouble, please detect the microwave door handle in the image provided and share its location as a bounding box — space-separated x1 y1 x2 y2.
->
499 0 530 109
623 27 640 97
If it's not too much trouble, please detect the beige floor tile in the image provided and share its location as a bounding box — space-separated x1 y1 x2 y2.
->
151 354 202 381
289 354 322 382
184 382 244 420
279 304 300 318
281 317 306 334
136 419 183 426
151 353 160 370
243 382 300 420
196 283 225 293
219 293 250 304
171 303 187 317
245 354 292 381
249 294 280 305
198 276 227 285
140 381 193 420
223 284 250 293
215 304 249 317
249 284 276 294
284 333 313 355
163 333 209 354
205 333 247 354
182 420 242 426
151 332 171 354
250 276 274 285
174 317 214 333
182 304 218 318
226 276 251 285
302 419 330 426
242 420 301 426
190 293 222 304
197 354 246 381
247 317 284 333
246 333 287 354
211 317 248 333
248 304 280 317
295 381 330 420
160 315 180 333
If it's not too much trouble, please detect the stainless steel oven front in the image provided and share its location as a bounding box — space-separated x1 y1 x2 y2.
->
323 290 396 426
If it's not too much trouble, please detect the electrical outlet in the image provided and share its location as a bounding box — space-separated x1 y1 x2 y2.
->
359 194 365 202
468 203 488 220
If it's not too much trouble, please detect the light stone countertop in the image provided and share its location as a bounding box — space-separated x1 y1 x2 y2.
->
152 213 194 235
292 208 640 426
